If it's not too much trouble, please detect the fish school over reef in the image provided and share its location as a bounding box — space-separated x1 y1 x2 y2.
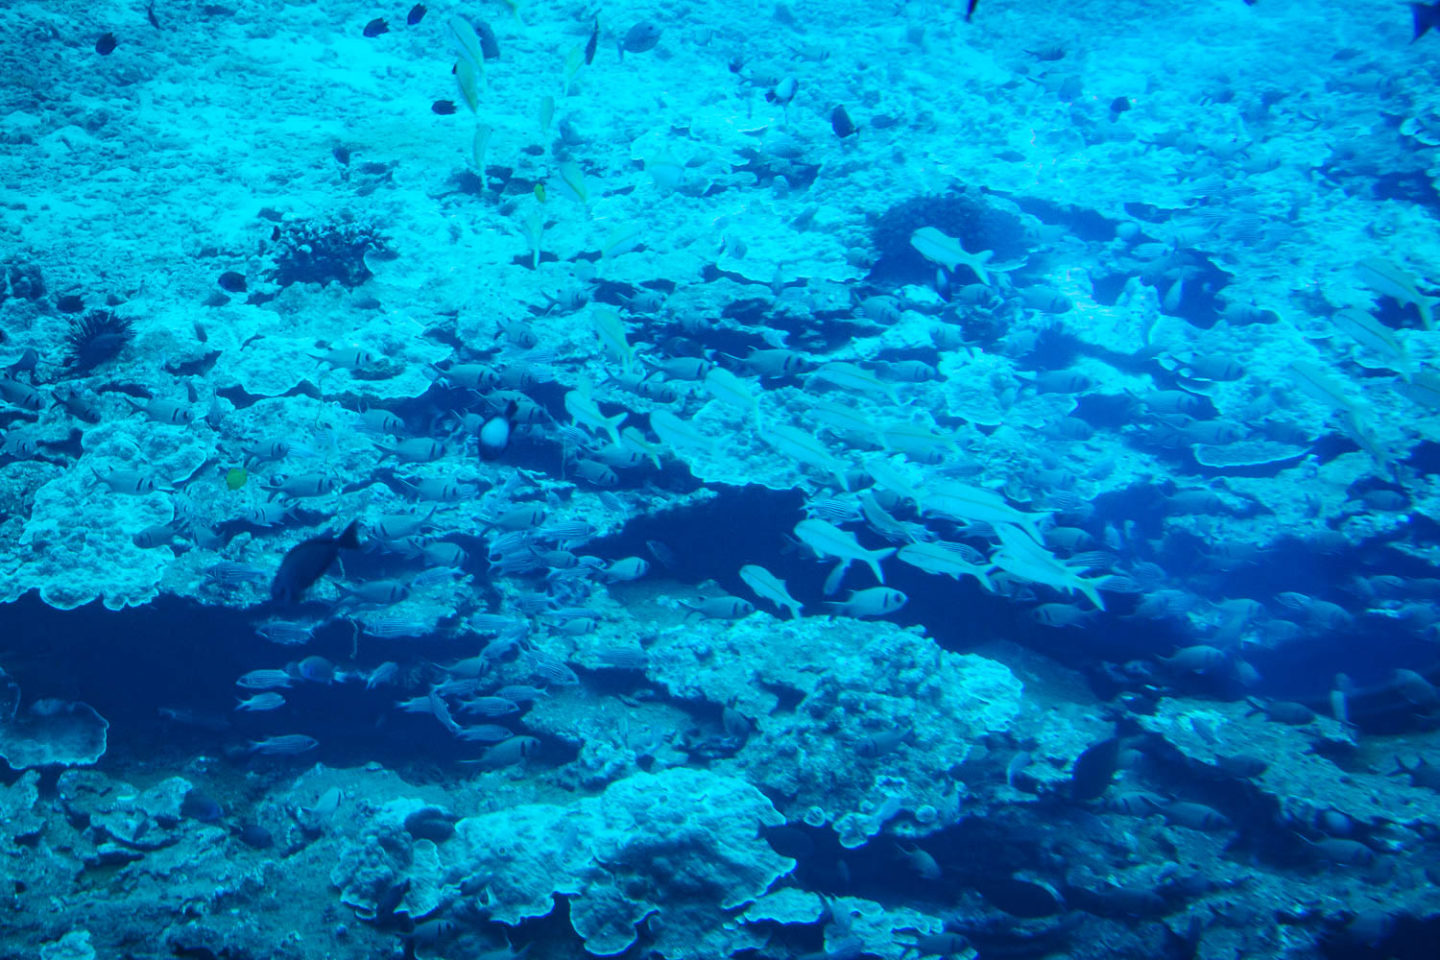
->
2 1 1440 958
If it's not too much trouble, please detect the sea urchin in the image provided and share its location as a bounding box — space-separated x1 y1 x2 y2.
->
64 309 132 374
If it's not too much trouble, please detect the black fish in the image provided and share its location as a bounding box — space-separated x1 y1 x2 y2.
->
218 270 247 293
584 17 599 65
830 105 857 138
96 32 118 55
1214 753 1268 778
181 791 224 822
146 3 160 29
977 876 1063 918
407 3 427 26
475 20 500 59
761 824 814 859
1069 736 1120 801
619 21 660 61
363 18 389 38
271 520 360 604
1392 756 1440 791
235 822 273 848
966 0 979 22
1414 2 1440 40
375 878 410 918
431 99 457 115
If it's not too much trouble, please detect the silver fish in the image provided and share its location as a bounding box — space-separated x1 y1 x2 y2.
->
248 734 318 755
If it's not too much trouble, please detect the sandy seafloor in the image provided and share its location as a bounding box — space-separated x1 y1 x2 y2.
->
3 0 1440 958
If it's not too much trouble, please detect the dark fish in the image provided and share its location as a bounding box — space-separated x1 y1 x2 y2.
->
903 934 971 958
1214 753 1268 778
966 0 979 22
1392 756 1440 791
5 347 38 382
619 21 661 60
1414 2 1440 41
977 876 1064 918
1161 801 1230 831
1310 837 1374 866
363 18 389 37
218 270 247 293
146 3 160 29
235 822 273 848
96 32 118 55
407 3 427 26
1246 698 1315 725
271 520 360 604
584 17 599 65
831 105 857 138
375 878 410 918
432 99 457 115
475 20 500 59
181 791 224 822
404 806 458 842
1070 737 1120 801
1069 883 1166 918
405 920 457 948
761 824 814 859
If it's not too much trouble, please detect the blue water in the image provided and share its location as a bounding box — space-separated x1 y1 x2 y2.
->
1 1 1439 957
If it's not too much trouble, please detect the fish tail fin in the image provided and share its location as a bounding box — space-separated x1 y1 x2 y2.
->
1415 3 1440 42
605 412 627 446
337 520 362 550
1078 577 1106 612
867 547 896 584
